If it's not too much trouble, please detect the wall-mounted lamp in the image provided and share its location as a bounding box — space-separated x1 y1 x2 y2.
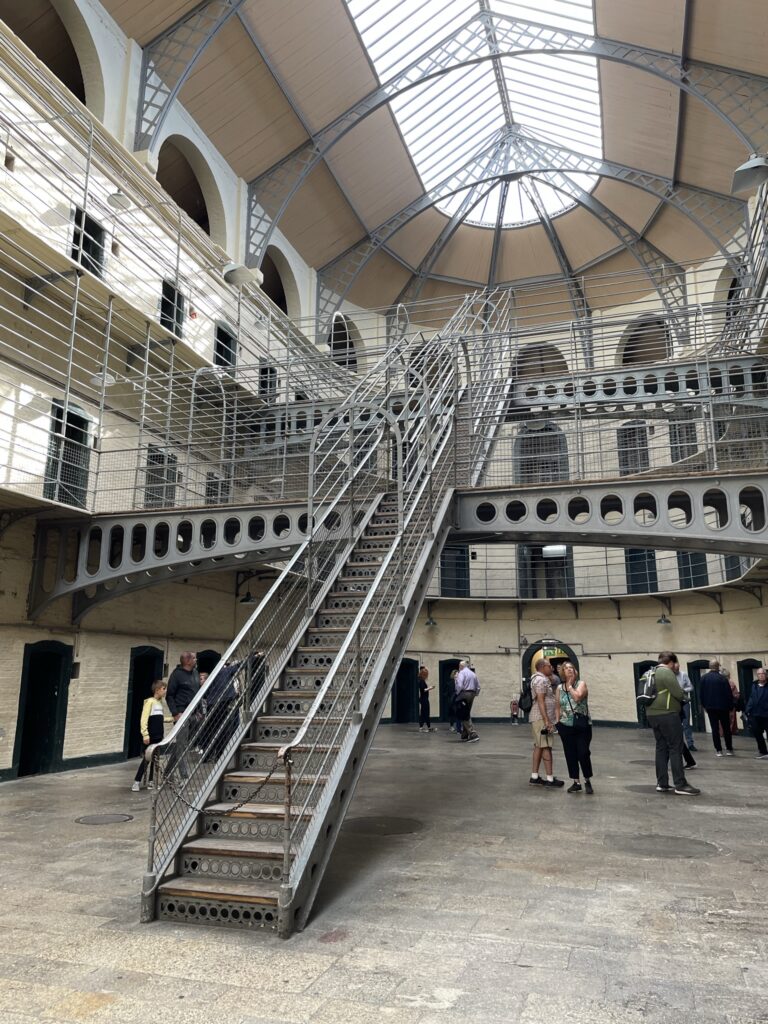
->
90 367 116 387
239 590 257 605
425 600 437 627
732 155 768 196
657 613 672 626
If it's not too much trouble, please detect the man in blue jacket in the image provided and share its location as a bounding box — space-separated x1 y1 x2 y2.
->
745 666 768 759
699 659 734 757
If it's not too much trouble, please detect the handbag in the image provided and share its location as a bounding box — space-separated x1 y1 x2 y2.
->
564 688 590 731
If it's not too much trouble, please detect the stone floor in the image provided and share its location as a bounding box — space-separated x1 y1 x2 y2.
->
0 724 766 1024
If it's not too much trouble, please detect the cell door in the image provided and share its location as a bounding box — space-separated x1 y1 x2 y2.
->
438 658 462 721
737 659 762 715
686 660 709 732
633 659 656 728
125 646 164 758
43 401 91 508
391 658 419 723
15 641 73 776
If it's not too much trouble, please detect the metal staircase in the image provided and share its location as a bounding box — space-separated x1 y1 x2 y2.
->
141 295 486 936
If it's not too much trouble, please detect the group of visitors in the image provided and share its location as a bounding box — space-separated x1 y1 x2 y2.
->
528 658 593 792
416 650 768 797
130 651 245 791
417 661 480 742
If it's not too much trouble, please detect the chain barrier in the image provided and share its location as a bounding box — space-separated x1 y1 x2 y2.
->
159 756 283 817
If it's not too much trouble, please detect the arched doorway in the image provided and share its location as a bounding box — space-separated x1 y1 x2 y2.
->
391 657 419 723
522 641 580 684
619 316 672 366
438 657 461 722
197 649 222 675
514 423 573 598
513 342 568 379
156 138 210 234
328 313 359 372
14 640 73 776
2 2 85 103
124 645 164 759
686 659 709 733
633 659 657 728
736 658 762 710
261 251 288 314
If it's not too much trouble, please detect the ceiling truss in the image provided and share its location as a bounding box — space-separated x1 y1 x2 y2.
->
315 128 746 338
130 1 760 326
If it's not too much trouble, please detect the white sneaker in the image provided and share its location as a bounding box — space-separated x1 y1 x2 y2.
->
715 752 723 758
131 781 141 792
146 781 155 790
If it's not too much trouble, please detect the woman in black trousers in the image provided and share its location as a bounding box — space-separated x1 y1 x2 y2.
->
555 661 594 794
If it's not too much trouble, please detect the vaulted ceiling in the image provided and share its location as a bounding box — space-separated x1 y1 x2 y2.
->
100 0 768 313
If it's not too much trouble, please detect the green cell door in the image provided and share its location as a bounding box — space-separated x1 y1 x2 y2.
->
124 646 164 759
391 658 420 723
14 641 73 776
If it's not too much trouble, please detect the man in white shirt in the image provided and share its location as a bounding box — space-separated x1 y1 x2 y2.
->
454 660 480 743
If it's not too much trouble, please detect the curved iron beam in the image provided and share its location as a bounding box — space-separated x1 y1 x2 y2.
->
135 0 247 153
316 129 746 338
248 10 767 262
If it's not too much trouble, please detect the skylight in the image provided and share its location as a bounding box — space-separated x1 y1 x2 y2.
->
346 0 602 228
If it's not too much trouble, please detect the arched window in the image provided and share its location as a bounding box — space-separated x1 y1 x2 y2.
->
260 246 301 320
3 2 85 104
156 139 210 235
514 423 573 598
261 251 288 314
328 314 359 372
514 422 569 484
617 420 650 476
619 317 671 366
617 420 657 593
514 343 568 379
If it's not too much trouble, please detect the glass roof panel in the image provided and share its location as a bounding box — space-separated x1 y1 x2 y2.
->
345 0 602 228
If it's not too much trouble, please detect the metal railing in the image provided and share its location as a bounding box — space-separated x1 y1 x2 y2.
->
139 295 480 903
273 294 505 899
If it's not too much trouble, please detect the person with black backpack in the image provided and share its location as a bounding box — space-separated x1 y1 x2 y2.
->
643 652 700 796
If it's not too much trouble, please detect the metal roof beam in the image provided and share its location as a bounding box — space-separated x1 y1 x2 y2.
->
314 127 747 339
247 10 767 263
135 0 247 153
519 178 593 365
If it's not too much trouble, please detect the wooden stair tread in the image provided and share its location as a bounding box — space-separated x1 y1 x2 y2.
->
241 741 338 751
158 875 280 904
270 688 340 699
183 836 283 857
204 801 312 818
224 769 327 783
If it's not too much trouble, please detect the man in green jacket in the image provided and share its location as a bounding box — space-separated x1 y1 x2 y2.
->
646 652 700 796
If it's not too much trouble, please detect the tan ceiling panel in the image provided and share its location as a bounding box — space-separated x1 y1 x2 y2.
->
515 282 576 327
689 0 768 76
418 279 475 304
346 251 412 309
595 0 686 54
99 0 201 46
431 225 493 283
676 101 750 195
582 249 653 310
600 62 678 177
279 163 365 269
645 205 719 265
591 180 660 234
551 205 620 269
386 208 447 269
241 0 378 133
325 108 423 229
177 18 307 180
495 225 561 283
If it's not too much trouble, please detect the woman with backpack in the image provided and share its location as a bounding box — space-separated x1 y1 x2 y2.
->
554 661 594 794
